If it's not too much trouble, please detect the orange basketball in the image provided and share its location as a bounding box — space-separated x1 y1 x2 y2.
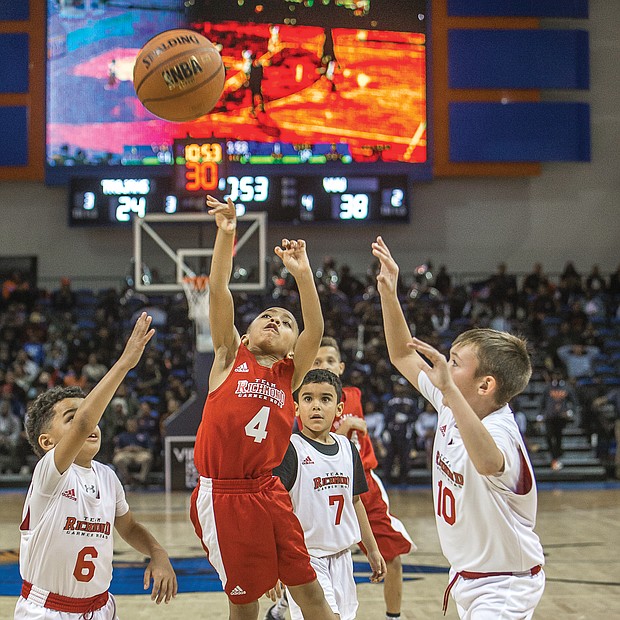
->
133 29 225 122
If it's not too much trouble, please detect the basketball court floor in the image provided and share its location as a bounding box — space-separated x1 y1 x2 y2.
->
1 483 618 619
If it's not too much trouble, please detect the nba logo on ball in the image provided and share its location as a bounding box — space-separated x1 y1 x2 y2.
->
133 28 225 122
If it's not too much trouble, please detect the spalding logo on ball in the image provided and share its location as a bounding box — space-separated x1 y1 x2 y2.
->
133 28 225 122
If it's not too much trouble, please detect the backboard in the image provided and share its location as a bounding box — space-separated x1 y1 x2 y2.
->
132 212 267 293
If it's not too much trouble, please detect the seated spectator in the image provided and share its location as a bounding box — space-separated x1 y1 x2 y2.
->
592 388 620 479
558 261 583 304
556 342 601 379
62 361 87 389
585 264 607 294
522 262 548 300
135 354 163 397
608 263 620 300
541 369 578 471
81 352 108 383
382 378 420 484
50 276 76 314
12 350 40 387
100 391 134 464
0 397 22 473
362 398 385 460
112 417 153 487
433 264 452 298
414 400 438 469
488 262 518 316
1 271 32 308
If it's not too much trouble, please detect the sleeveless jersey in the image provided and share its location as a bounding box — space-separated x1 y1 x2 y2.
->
331 386 379 471
288 433 360 558
19 450 129 598
418 371 544 573
194 343 296 479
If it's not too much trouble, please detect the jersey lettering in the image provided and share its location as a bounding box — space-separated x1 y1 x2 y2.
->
73 546 98 582
437 480 456 526
329 494 345 525
244 405 270 443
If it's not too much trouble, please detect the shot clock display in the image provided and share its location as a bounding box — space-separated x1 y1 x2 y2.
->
173 138 227 198
68 173 409 225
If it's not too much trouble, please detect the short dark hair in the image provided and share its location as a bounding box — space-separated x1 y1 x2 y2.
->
298 369 342 403
25 386 85 457
319 337 341 359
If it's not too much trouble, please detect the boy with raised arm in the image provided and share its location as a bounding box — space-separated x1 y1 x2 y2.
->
189 196 337 620
16 313 177 620
372 236 545 619
274 368 386 620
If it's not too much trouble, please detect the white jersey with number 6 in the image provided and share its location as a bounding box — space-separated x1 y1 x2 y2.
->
418 371 544 573
19 449 129 597
288 433 360 558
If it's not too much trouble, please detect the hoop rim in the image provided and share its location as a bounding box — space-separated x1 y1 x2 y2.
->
182 275 210 291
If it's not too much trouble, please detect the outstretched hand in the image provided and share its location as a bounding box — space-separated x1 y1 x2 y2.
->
407 337 453 395
371 236 399 296
274 239 311 278
206 195 237 233
120 312 155 370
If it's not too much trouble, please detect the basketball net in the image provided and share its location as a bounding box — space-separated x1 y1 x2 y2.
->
182 276 213 353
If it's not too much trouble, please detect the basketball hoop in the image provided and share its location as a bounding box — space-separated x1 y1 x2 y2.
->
182 276 213 353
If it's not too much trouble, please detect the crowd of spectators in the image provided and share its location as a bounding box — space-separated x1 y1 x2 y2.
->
1 257 619 484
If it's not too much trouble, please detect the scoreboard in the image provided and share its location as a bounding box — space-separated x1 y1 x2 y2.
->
69 139 410 226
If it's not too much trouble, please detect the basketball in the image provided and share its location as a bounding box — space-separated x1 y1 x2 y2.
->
133 28 225 122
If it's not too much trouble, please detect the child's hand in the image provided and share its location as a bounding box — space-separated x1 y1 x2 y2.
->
144 550 178 604
206 195 237 233
120 313 155 370
371 236 399 296
340 417 368 436
274 239 311 278
263 580 284 602
367 550 387 583
407 338 454 395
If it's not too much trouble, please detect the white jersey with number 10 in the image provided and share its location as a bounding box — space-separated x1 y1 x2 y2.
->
418 371 544 573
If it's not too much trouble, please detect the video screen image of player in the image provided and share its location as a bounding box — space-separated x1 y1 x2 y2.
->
46 0 426 168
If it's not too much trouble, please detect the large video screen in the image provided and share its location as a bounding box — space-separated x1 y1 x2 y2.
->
46 0 428 183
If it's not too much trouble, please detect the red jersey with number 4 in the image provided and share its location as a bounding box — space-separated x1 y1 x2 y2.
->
194 343 296 479
332 386 379 471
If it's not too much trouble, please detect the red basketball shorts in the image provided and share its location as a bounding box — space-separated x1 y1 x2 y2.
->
359 469 415 562
190 474 316 604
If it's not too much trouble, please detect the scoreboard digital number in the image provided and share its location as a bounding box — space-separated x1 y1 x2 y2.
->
174 138 227 196
226 174 409 223
69 171 410 225
69 176 176 226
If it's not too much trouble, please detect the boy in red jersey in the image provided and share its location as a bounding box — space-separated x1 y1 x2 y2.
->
190 196 336 620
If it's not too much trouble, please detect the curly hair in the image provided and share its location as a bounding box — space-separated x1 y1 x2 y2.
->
25 386 85 457
297 368 342 403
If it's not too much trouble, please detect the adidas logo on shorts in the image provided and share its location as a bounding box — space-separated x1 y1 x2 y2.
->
301 455 314 465
62 488 77 501
230 585 247 596
234 362 249 373
439 425 447 436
